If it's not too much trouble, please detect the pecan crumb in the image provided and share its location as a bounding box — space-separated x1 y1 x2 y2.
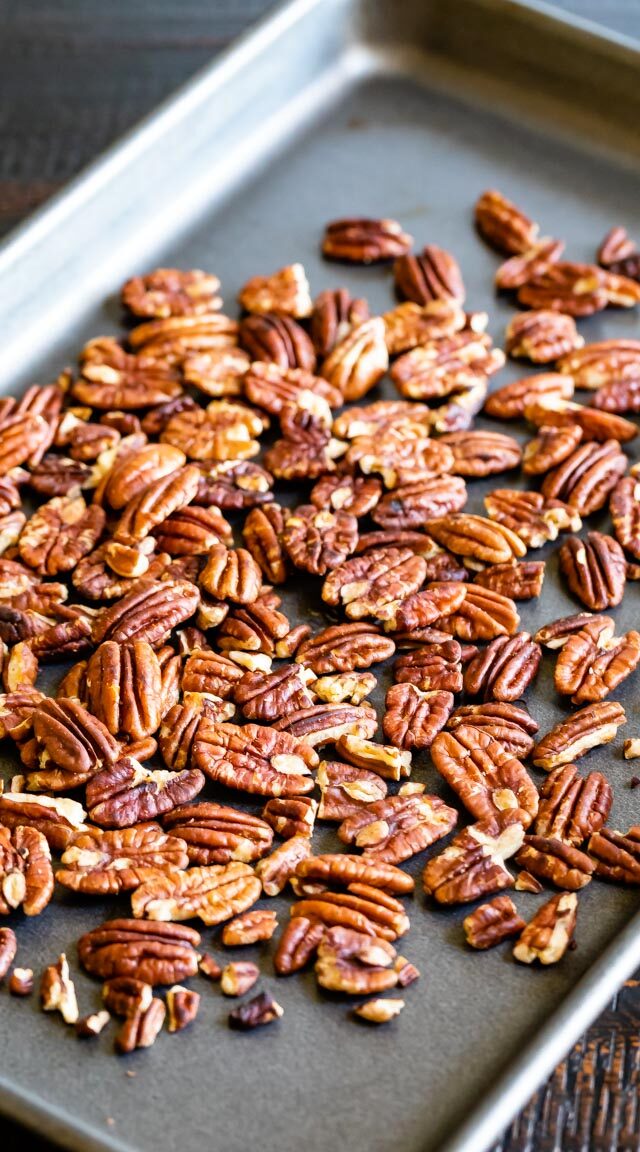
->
76 1010 111 1038
40 954 79 1024
9 967 34 996
353 998 405 1024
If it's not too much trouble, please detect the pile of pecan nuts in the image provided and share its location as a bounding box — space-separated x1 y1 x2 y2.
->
1 190 640 1048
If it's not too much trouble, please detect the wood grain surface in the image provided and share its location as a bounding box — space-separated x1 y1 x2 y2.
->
0 2 639 1151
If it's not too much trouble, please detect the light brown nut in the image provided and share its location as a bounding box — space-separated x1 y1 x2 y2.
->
333 398 433 441
348 430 455 489
524 395 637 443
153 504 232 555
261 796 317 840
531 701 626 770
592 375 640 417
624 739 640 759
474 189 540 255
394 244 465 304
515 870 544 893
198 953 222 981
86 757 204 829
238 263 312 317
495 237 565 290
557 337 640 389
517 262 609 316
216 591 290 654
314 671 377 706
310 473 382 520
228 991 284 1029
316 759 388 822
294 885 408 942
513 892 578 964
239 312 316 371
102 976 154 1017
484 489 580 549
193 721 317 797
463 895 526 950
505 310 584 363
315 926 398 995
165 985 200 1033
40 953 79 1024
115 998 166 1053
515 835 594 890
610 476 640 560
222 909 278 947
534 764 612 846
122 268 221 318
554 617 640 704
423 813 524 904
390 333 503 403
18 495 105 575
131 860 261 925
334 735 411 782
295 622 395 674
199 544 263 605
79 919 201 985
164 802 273 865
534 612 599 650
310 289 369 358
431 723 538 826
281 505 358 576
274 916 326 975
242 504 287 584
322 218 412 263
378 581 466 633
338 793 457 864
393 640 462 692
75 1009 111 1039
0 825 53 916
183 347 250 399
1 641 38 693
559 532 626 611
463 633 542 702
243 361 342 415
439 431 522 479
541 439 628 516
112 465 201 547
0 414 51 472
321 318 389 403
160 401 266 463
587 826 640 884
474 560 545 601
484 373 574 422
295 853 413 896
353 997 405 1024
597 228 636 268
101 444 184 510
383 684 454 751
255 834 312 896
522 424 584 477
220 960 260 997
0 792 86 851
57 824 188 895
425 513 526 568
383 299 465 355
272 703 378 748
92 579 200 647
322 547 427 621
371 476 468 531
85 640 162 742
438 584 520 641
0 926 17 980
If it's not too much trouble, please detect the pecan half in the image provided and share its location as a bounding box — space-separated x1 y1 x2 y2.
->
559 532 626 610
316 759 388 822
281 505 358 576
446 702 538 758
199 544 262 605
541 440 627 516
322 547 427 621
78 919 201 984
425 513 526 568
85 640 162 742
321 318 389 402
293 884 409 941
159 694 234 769
255 834 312 896
274 916 326 974
439 431 522 480
238 263 312 317
383 684 454 750
315 926 398 994
222 909 278 946
296 853 413 896
131 861 261 925
517 263 610 316
610 476 640 559
122 268 221 318
239 313 316 371
423 813 524 904
115 998 166 1053
463 633 542 702
485 373 574 421
310 473 382 519
153 504 232 555
0 825 53 916
310 289 369 357
463 895 526 949
194 459 273 510
513 892 578 964
164 802 272 866
216 591 290 653
524 396 637 443
338 793 457 864
439 584 520 641
532 701 626 769
378 581 466 633
505 310 584 363
390 334 503 403
393 640 462 692
18 495 105 575
515 835 594 890
262 796 317 840
474 560 545 601
26 697 120 791
597 227 636 269
383 299 465 355
296 624 395 676
234 664 315 722
432 722 537 824
485 489 580 549
495 237 565 290
57 823 188 894
558 338 640 389
0 792 86 851
241 504 287 584
394 244 465 304
587 827 640 884
474 190 539 255
534 764 611 846
522 424 583 477
371 476 468 530
183 347 250 398
322 218 412 263
86 756 205 828
554 616 640 704
272 702 377 748
0 414 51 472
193 720 318 797
93 579 199 647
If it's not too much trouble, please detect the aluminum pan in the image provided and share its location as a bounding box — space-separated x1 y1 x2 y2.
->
1 3 640 1152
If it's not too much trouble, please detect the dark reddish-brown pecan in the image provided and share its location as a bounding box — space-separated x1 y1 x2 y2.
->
439 584 520 641
228 991 284 1029
72 544 168 602
79 919 201 984
557 338 640 389
338 792 457 865
130 860 261 925
446 701 538 758
18 495 105 575
310 473 382 519
513 892 578 965
440 430 522 478
532 701 626 770
281 505 358 576
515 835 594 890
393 244 465 304
463 633 542 702
522 424 583 477
505 310 584 363
394 640 462 691
100 444 182 510
485 489 580 549
262 796 317 840
183 346 250 399
86 756 204 828
165 984 200 1032
495 237 565 290
122 267 221 318
310 288 369 358
321 318 389 403
554 616 640 704
383 299 465 356
316 759 388 822
274 916 326 975
92 580 200 647
292 884 409 942
234 664 315 723
322 547 427 621
152 504 232 556
541 439 628 516
238 262 312 317
378 581 466 633
423 813 524 904
597 227 637 269
199 543 262 605
193 720 318 797
517 261 609 315
243 360 342 415
102 975 153 1018
355 529 445 559
485 373 574 421
181 650 243 698
593 378 640 415
322 217 412 263
159 693 234 770
610 476 640 559
296 852 413 897
383 684 454 750
85 640 162 742
272 702 378 748
474 560 545 601
0 825 53 916
431 723 538 826
255 834 312 896
474 190 540 255
558 532 626 610
57 823 188 894
314 926 399 995
114 998 165 1052
371 476 468 530
241 504 287 584
463 895 526 950
194 459 273 511
73 338 183 409
425 513 526 567
0 926 17 980
587 827 640 884
164 802 272 865
0 413 51 472
216 591 291 654
524 395 637 443
534 764 611 846
25 697 119 791
0 793 86 851
127 312 237 362
239 313 316 371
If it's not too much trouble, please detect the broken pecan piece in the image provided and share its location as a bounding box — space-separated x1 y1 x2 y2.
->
315 926 398 994
255 834 312 896
322 218 412 263
86 756 205 828
423 813 524 904
220 960 260 996
321 318 389 402
274 917 326 975
463 633 542 702
532 701 626 769
0 825 53 916
338 793 457 865
394 244 465 304
222 909 278 946
505 310 584 363
131 860 261 925
316 759 388 822
238 262 312 318
513 892 578 964
57 823 188 894
0 926 17 980
228 991 283 1029
431 723 538 826
383 684 454 750
463 895 525 950
193 720 318 797
515 835 594 890
558 532 626 610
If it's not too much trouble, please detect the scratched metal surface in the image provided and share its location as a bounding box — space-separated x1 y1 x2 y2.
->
1 3 640 1152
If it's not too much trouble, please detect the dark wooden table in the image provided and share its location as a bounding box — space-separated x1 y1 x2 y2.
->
1 2 639 1150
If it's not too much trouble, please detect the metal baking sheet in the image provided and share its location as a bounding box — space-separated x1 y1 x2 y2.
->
1 2 640 1151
